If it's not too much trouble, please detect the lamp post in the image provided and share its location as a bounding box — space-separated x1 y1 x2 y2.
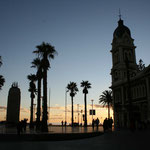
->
81 109 83 125
91 99 94 123
65 88 69 125
48 88 51 125
77 104 79 124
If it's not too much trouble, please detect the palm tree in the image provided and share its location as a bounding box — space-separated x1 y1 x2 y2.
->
31 57 43 129
0 56 5 90
0 75 5 90
27 74 37 128
80 80 91 127
99 90 112 119
33 42 57 132
67 82 78 127
0 56 2 67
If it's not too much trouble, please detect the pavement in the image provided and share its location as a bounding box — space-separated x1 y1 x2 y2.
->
0 125 149 150
0 125 104 141
0 125 104 134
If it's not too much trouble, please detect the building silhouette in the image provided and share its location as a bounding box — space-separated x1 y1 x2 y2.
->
110 18 150 128
6 82 21 124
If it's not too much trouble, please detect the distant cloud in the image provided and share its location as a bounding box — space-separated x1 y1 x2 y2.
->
20 108 30 113
51 114 63 117
50 117 63 120
50 113 63 120
48 106 63 110
0 106 7 110
92 104 104 108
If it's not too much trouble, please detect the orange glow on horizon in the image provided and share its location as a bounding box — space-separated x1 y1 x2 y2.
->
0 104 113 125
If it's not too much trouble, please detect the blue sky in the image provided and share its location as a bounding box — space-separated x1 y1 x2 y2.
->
0 0 150 122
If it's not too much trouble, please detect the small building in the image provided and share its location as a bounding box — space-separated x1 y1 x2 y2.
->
6 82 21 124
110 18 150 128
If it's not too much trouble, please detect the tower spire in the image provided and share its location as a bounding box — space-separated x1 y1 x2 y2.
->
119 8 121 20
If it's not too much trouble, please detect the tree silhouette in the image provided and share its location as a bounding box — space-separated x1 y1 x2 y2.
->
67 82 78 127
31 57 43 129
27 74 37 128
0 56 5 90
0 75 5 90
33 42 57 132
99 90 112 119
80 80 91 127
0 56 2 67
138 59 145 71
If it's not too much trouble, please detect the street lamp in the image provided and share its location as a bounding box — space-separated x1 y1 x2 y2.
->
48 88 51 125
77 104 79 124
81 109 83 125
65 88 69 125
91 99 94 123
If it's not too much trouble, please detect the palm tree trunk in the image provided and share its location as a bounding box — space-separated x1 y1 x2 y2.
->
36 78 41 129
108 103 110 119
71 96 74 127
42 68 48 132
30 93 34 128
84 93 87 127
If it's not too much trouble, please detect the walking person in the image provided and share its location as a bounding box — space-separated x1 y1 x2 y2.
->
103 118 108 132
96 118 99 130
61 120 63 127
92 119 95 130
108 117 113 131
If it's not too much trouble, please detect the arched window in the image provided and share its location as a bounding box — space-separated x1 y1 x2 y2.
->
137 87 139 98
141 85 143 97
124 72 126 78
124 52 128 61
131 88 133 98
128 52 132 61
139 86 142 97
133 87 135 99
143 86 146 96
134 87 137 98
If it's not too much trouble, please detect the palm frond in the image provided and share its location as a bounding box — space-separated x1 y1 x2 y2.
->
0 75 5 90
67 81 78 96
31 57 41 68
27 74 37 81
0 56 2 67
99 90 112 107
80 80 91 88
33 42 58 70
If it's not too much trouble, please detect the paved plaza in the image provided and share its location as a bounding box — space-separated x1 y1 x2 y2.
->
0 124 149 150
0 125 104 134
0 129 149 150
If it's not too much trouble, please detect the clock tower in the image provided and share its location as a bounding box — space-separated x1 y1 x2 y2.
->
111 18 138 128
111 19 138 84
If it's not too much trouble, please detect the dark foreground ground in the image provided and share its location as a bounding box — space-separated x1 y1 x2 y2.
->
0 125 104 141
0 125 149 150
0 131 103 141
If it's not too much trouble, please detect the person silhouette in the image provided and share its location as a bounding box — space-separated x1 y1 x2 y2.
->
61 120 63 127
96 118 99 130
64 121 67 127
108 117 113 131
103 118 108 132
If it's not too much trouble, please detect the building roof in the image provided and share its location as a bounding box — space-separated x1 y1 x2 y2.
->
113 19 131 38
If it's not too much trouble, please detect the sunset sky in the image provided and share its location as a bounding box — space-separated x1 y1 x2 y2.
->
0 0 150 124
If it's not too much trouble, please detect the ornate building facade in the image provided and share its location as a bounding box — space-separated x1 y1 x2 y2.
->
110 18 150 128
